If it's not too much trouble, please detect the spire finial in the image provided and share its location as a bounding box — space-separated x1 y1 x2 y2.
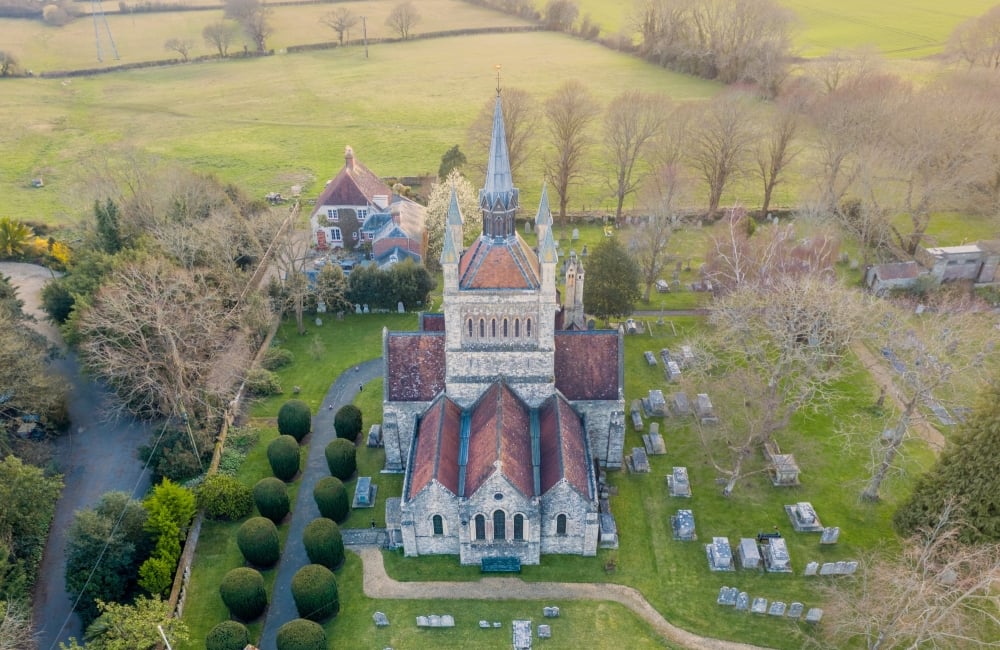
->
495 64 502 96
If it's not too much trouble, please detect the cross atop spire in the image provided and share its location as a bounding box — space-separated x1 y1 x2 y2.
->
495 64 502 96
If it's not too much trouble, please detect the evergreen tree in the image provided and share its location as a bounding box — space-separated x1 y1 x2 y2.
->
438 144 466 179
894 378 1000 543
94 199 122 254
582 235 641 324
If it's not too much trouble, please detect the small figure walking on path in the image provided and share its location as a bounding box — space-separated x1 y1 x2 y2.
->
359 383 364 392
370 519 377 529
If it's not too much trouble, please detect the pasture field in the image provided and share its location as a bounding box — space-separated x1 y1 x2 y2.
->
0 32 720 225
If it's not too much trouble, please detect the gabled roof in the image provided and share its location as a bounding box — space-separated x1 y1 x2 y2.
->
554 330 622 401
407 395 462 499
375 246 421 269
539 394 593 499
313 146 392 210
457 234 541 290
385 332 445 401
873 261 921 281
464 382 534 498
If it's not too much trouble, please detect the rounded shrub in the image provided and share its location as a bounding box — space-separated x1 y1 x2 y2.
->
291 564 340 622
206 620 250 650
277 399 312 442
267 435 301 482
253 476 291 524
236 516 280 568
219 567 267 622
275 618 326 650
302 517 345 570
245 367 282 397
324 438 357 480
261 347 294 370
313 476 349 523
198 474 253 521
334 404 362 442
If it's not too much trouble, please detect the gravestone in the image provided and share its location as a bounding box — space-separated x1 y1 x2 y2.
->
717 586 738 606
429 615 441 627
480 620 491 629
493 622 502 628
660 348 673 366
819 562 836 576
696 393 718 425
581 244 588 257
367 424 383 448
667 467 692 497
738 538 761 569
397 301 405 313
679 345 695 368
707 537 735 571
805 608 824 624
671 392 692 417
644 350 657 366
671 509 696 541
834 561 849 575
787 602 804 619
538 625 552 639
762 538 792 573
768 601 787 617
735 592 750 611
751 597 768 614
543 606 560 618
642 430 666 455
416 616 428 627
513 619 532 650
629 447 650 473
804 561 819 577
630 400 644 431
315 317 323 327
352 476 377 508
820 526 840 544
572 228 580 241
666 360 682 382
363 304 370 313
317 300 327 313
441 615 455 627
355 303 362 314
373 611 389 627
844 560 858 575
525 221 532 233
786 502 823 532
599 513 618 548
642 389 667 416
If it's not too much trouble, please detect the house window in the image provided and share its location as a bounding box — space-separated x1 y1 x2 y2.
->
352 231 358 240
514 319 520 337
556 514 567 536
366 232 374 240
467 318 473 338
526 318 532 338
514 514 524 541
331 227 342 242
357 208 368 221
474 514 486 540
432 515 444 536
327 208 339 221
491 318 497 338
493 510 506 540
503 318 508 337
479 319 485 338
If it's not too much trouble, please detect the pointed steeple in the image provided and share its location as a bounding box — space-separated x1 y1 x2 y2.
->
447 187 464 253
538 222 558 265
479 93 519 239
534 182 552 245
441 225 459 266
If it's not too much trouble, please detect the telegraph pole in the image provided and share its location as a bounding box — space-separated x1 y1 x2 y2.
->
362 16 368 59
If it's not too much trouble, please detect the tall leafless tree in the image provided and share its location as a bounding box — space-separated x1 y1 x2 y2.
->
753 96 800 218
467 88 539 185
224 0 272 52
602 90 667 219
202 20 239 57
320 7 359 46
543 80 600 222
947 5 1000 70
385 1 420 40
684 92 757 217
631 163 685 301
164 38 194 62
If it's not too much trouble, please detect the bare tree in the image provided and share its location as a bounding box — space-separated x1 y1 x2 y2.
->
809 47 883 94
684 92 757 217
946 6 1000 70
631 163 685 301
467 88 539 184
0 599 37 650
203 21 239 57
385 1 420 40
164 38 194 62
273 227 311 335
224 0 272 52
753 96 800 218
543 80 600 221
320 7 359 46
823 503 1000 649
603 90 667 219
543 0 578 31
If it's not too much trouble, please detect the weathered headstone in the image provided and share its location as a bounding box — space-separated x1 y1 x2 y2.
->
644 350 657 366
367 424 383 448
538 624 552 639
317 300 327 313
581 244 588 257
671 509 696 541
834 561 849 575
768 601 787 617
572 228 580 241
441 615 455 627
397 301 405 313
735 592 750 611
629 447 650 473
416 616 428 627
844 560 859 575
805 608 824 624
630 400 644 431
315 317 323 327
355 303 362 314
525 221 532 233
819 562 836 576
751 597 768 614
363 304 370 313
820 526 840 544
671 392 692 417
717 586 738 606
787 602 804 619
480 620 491 629
804 561 819 577
543 606 560 618
373 611 389 627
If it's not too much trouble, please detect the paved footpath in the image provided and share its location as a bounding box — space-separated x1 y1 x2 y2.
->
257 358 382 649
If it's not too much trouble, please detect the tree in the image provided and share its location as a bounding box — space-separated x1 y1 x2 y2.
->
467 88 539 183
385 1 420 39
544 0 578 31
424 169 479 272
334 404 362 442
206 620 249 650
0 218 32 258
752 96 800 218
93 198 123 254
237 517 280 568
253 477 290 523
291 564 339 622
220 568 267 621
275 619 326 650
267 435 301 481
278 399 312 441
60 596 188 650
302 518 344 570
582 235 640 324
313 476 349 522
64 510 137 626
684 92 757 217
823 504 1000 650
629 215 672 304
0 457 62 601
543 80 600 221
224 0 272 52
0 50 20 77
0 599 36 650
946 5 1000 70
438 145 466 179
164 38 194 62
203 21 239 57
320 7 358 46
198 474 253 520
325 438 357 480
140 479 195 594
895 377 1000 543
273 227 311 335
0 310 70 432
602 90 667 219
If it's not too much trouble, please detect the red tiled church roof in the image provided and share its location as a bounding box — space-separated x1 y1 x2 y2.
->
407 396 462 499
554 331 621 401
539 395 593 499
385 332 445 401
464 383 534 498
457 234 541 290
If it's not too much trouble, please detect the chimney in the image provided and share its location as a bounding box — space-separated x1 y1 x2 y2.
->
345 145 355 170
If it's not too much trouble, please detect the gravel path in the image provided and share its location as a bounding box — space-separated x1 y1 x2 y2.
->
350 546 773 650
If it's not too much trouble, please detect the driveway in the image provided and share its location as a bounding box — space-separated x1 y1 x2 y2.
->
1 262 152 649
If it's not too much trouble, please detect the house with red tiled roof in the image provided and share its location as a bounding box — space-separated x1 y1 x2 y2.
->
381 93 624 566
309 146 426 265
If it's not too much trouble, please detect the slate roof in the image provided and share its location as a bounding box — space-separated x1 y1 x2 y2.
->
464 382 534 498
539 394 593 499
313 146 392 210
419 313 445 332
873 261 921 280
385 332 445 401
554 330 621 401
407 395 462 499
457 234 541 290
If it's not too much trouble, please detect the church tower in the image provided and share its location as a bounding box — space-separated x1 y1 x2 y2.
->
563 250 586 330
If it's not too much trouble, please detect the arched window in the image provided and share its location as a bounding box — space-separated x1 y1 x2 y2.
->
514 514 525 541
503 318 509 337
467 318 473 338
493 510 506 540
479 319 485 338
556 514 567 536
432 515 444 536
474 514 486 540
514 319 520 337
491 318 497 338
526 318 532 338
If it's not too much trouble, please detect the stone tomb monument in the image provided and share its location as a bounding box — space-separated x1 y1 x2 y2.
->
630 400 644 431
695 393 719 425
735 592 750 611
629 447 651 473
761 537 792 573
785 502 824 532
353 476 377 508
644 350 658 366
599 513 619 549
513 619 532 650
787 602 804 619
642 389 668 416
671 509 697 541
737 538 761 569
643 425 666 455
706 537 735 571
667 466 692 497
671 392 692 417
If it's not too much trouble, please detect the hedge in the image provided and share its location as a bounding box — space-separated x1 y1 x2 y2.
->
324 438 356 480
253 476 291 524
219 567 267 622
302 517 344 570
334 404 362 442
278 399 312 442
291 564 339 622
198 474 253 521
313 476 349 523
267 435 301 481
236 517 280 568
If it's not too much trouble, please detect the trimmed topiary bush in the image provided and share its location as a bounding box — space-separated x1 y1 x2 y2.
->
275 618 326 650
324 438 357 480
236 516 280 568
219 567 267 622
334 404 362 442
277 399 312 442
198 474 253 521
206 620 250 650
291 564 339 622
313 476 349 523
253 476 291 524
302 517 345 570
267 435 301 481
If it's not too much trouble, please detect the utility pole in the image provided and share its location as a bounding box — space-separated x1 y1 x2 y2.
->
362 16 368 59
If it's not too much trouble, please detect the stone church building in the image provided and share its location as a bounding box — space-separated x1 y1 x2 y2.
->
381 93 625 566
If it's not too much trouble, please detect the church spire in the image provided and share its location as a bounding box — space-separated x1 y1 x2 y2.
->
534 182 552 245
479 87 519 239
446 186 464 252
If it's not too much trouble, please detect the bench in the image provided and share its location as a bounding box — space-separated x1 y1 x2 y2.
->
481 556 521 573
